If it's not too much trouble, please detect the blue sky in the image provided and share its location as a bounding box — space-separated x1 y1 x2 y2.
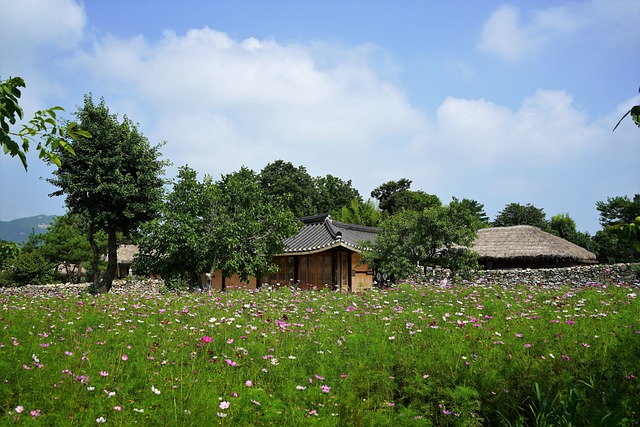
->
1 0 639 234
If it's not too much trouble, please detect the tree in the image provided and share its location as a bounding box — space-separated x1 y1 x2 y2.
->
371 178 440 215
332 198 383 227
493 203 548 229
48 95 167 293
595 195 640 228
259 160 315 218
213 167 301 283
361 203 479 280
39 212 106 283
450 197 490 228
135 166 300 289
1 77 89 170
312 174 361 214
134 166 217 289
548 213 595 252
0 240 19 271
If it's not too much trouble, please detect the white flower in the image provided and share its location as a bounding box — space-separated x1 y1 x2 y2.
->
296 385 307 390
96 416 106 423
217 412 227 418
151 385 161 395
133 408 144 413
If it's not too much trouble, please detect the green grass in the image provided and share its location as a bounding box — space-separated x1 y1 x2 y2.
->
1 277 638 426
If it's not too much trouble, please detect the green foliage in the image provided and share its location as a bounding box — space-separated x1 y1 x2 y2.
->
214 167 302 282
259 160 315 217
38 213 106 283
548 213 595 252
5 249 58 286
0 239 19 271
594 195 640 262
612 98 640 131
134 166 216 288
0 76 89 170
47 95 167 293
371 178 441 214
493 202 548 229
362 201 479 280
331 198 383 227
312 174 361 214
135 165 301 286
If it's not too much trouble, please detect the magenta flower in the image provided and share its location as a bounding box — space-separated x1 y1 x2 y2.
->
524 343 532 349
320 385 331 393
201 336 213 344
99 371 109 377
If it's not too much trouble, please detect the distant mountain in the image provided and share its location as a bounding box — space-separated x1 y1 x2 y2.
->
0 215 57 245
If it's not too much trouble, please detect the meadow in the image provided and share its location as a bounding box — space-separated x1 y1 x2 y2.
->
1 275 638 426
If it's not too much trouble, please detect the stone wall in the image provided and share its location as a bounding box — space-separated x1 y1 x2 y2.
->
424 263 640 287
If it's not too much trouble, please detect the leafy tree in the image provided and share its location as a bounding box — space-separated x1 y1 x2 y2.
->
332 198 383 227
134 166 216 289
361 203 479 280
548 213 595 252
39 213 106 283
214 167 301 283
48 95 167 293
371 178 440 214
595 195 640 228
6 249 57 286
1 77 89 170
493 203 548 229
259 160 315 217
135 166 300 288
312 174 361 214
0 240 19 271
451 197 490 228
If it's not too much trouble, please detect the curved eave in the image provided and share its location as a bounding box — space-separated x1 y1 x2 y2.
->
278 240 369 256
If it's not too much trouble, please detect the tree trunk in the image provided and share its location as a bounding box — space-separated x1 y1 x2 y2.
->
97 226 118 293
87 223 101 292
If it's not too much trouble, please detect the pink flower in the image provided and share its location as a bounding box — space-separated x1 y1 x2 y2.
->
245 380 253 387
15 406 24 413
121 354 128 361
113 406 122 412
201 336 213 344
320 385 331 393
524 344 532 349
99 371 109 377
219 401 230 410
30 409 41 417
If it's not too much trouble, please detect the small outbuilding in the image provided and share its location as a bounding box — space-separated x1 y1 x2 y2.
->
473 225 597 269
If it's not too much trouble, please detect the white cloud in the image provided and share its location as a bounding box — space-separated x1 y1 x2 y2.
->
477 4 583 61
0 0 86 68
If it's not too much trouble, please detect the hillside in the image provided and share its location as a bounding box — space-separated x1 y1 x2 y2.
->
0 215 57 244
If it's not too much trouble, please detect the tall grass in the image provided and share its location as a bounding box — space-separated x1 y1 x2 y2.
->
1 277 638 425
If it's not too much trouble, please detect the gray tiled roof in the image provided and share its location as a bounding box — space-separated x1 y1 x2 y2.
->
282 213 380 254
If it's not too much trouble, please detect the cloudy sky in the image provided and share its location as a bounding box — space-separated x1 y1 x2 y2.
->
1 0 638 233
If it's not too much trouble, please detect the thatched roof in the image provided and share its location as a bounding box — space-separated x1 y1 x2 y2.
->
473 225 597 264
117 244 139 264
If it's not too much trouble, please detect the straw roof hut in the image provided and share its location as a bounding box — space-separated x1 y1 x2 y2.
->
473 225 597 269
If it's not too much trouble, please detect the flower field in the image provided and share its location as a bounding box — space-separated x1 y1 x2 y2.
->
1 277 638 426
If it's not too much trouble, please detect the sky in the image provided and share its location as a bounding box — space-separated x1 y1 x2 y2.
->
1 0 639 234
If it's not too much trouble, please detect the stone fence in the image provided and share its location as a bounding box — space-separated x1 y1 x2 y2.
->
423 263 640 287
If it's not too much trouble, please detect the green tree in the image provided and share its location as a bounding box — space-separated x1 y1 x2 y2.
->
362 203 479 280
39 213 106 283
312 174 361 214
48 95 167 293
259 160 315 218
1 77 89 170
331 198 383 227
493 203 548 229
450 197 490 228
595 195 640 228
134 166 216 289
214 167 301 283
371 178 440 215
548 213 595 252
0 240 19 271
